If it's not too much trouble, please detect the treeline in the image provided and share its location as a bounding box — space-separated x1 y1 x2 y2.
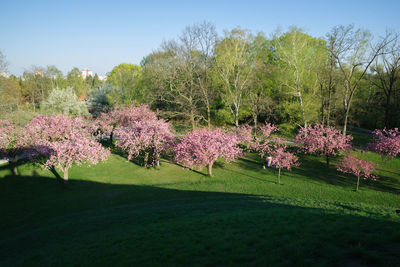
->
1 22 399 131
0 65 104 124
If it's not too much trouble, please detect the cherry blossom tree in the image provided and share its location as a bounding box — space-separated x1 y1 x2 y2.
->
19 114 110 184
267 139 300 184
0 120 22 175
294 124 352 167
254 122 279 158
115 118 174 166
336 154 378 191
368 128 400 160
174 128 242 176
233 124 254 150
91 103 158 143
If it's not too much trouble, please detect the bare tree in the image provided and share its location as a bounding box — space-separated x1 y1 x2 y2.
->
369 31 400 127
328 25 396 135
144 38 203 129
318 35 341 126
192 21 218 128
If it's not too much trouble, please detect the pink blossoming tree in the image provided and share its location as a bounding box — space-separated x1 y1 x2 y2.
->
20 114 110 184
91 103 158 143
0 120 22 175
267 139 300 184
294 124 352 167
174 128 243 176
233 124 254 150
115 118 174 166
253 122 279 159
336 154 378 191
368 128 400 160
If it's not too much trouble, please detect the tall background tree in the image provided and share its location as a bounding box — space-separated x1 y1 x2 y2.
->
214 28 253 127
247 33 277 127
273 27 327 128
369 32 400 128
327 25 395 135
106 63 142 106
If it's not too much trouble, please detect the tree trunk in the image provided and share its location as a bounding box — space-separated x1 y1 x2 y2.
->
278 168 281 184
12 165 18 176
297 88 307 128
235 108 239 127
207 162 213 176
207 106 211 129
327 87 332 126
253 112 258 128
326 155 330 168
190 109 196 129
10 158 18 176
144 152 149 166
63 169 69 185
356 174 360 191
109 126 115 146
343 107 350 136
385 91 391 128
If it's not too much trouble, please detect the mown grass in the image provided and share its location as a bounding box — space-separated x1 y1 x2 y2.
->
352 133 374 148
0 151 399 266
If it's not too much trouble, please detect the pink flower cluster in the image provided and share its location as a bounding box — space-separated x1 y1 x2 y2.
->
259 123 279 139
295 124 352 156
174 128 243 173
91 104 158 139
0 120 18 158
115 119 174 161
294 124 352 166
369 128 400 160
253 122 279 157
233 124 254 149
337 155 378 181
19 114 110 175
268 139 300 170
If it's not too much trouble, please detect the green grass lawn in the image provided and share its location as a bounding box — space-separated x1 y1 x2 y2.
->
0 151 399 266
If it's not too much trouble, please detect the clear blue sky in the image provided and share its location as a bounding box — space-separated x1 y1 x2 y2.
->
1 0 399 76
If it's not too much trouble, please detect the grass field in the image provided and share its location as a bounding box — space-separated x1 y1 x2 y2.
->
0 151 399 266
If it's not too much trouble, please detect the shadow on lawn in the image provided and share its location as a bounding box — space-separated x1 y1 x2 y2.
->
284 155 400 194
0 173 399 266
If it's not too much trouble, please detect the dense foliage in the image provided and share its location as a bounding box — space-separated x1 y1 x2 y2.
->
40 87 89 116
1 22 399 130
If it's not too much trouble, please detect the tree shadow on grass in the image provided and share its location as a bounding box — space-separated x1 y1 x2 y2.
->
0 174 399 266
172 162 208 177
0 159 30 175
235 153 399 194
236 157 273 175
290 155 400 194
49 166 62 180
227 168 276 184
361 174 400 194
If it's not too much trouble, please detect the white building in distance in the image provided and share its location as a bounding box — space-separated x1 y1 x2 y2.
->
98 75 107 81
0 72 9 78
81 69 93 79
